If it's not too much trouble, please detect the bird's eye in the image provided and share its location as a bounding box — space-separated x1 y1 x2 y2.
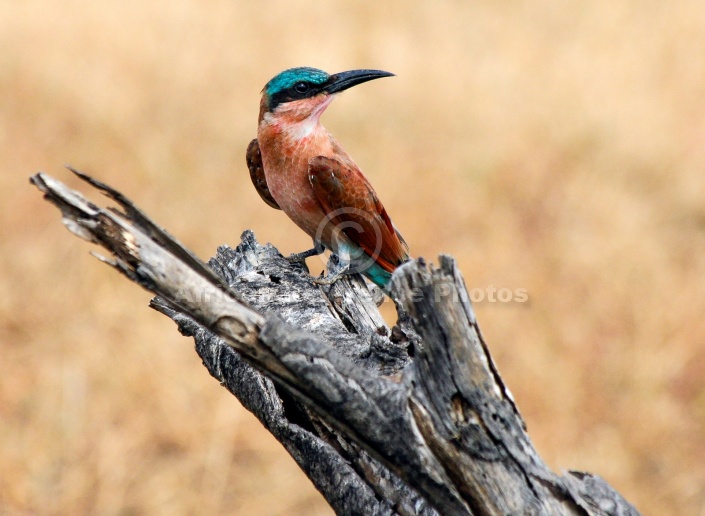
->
294 82 309 93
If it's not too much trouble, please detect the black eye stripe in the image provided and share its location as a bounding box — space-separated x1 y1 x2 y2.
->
268 80 323 110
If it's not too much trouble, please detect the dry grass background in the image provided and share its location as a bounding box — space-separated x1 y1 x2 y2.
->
2 1 704 514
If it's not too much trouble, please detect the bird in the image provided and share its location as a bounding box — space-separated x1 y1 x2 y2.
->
247 67 409 291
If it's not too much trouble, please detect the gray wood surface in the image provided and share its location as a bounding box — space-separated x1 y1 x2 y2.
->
31 170 639 516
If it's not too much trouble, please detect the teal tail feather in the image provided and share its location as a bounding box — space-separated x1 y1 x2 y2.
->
361 260 393 290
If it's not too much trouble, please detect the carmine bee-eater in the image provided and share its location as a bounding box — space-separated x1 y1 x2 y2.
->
247 67 409 290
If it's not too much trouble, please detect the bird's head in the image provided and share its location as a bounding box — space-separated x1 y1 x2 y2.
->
259 67 394 125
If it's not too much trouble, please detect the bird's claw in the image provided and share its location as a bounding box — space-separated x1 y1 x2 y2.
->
313 265 351 286
285 253 308 264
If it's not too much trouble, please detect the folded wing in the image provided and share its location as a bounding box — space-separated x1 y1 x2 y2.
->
247 138 281 210
308 156 408 273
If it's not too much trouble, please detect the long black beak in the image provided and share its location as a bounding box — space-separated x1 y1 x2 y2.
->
325 69 395 94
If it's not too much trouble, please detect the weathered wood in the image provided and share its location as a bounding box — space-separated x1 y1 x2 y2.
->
31 170 640 516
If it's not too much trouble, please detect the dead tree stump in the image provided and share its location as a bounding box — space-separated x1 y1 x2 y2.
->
31 170 639 516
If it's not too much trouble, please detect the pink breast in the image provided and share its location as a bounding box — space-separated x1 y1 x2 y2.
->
258 117 340 244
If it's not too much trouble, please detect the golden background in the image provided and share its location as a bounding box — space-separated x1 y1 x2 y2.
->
2 1 704 514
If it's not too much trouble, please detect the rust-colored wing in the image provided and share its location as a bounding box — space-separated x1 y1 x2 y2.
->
308 156 408 273
247 138 280 210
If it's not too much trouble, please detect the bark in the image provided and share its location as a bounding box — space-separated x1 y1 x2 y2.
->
31 169 640 516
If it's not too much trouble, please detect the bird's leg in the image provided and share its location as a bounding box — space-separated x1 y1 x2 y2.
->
312 264 351 286
286 240 325 264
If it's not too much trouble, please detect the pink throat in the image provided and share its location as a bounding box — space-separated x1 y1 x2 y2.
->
264 95 334 141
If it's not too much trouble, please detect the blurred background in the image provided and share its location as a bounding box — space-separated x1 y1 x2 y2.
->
2 1 704 514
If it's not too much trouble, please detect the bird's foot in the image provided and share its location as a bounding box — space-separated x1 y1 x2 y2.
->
313 265 351 286
285 244 324 264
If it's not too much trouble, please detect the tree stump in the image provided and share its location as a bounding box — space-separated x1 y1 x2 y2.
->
31 170 639 516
